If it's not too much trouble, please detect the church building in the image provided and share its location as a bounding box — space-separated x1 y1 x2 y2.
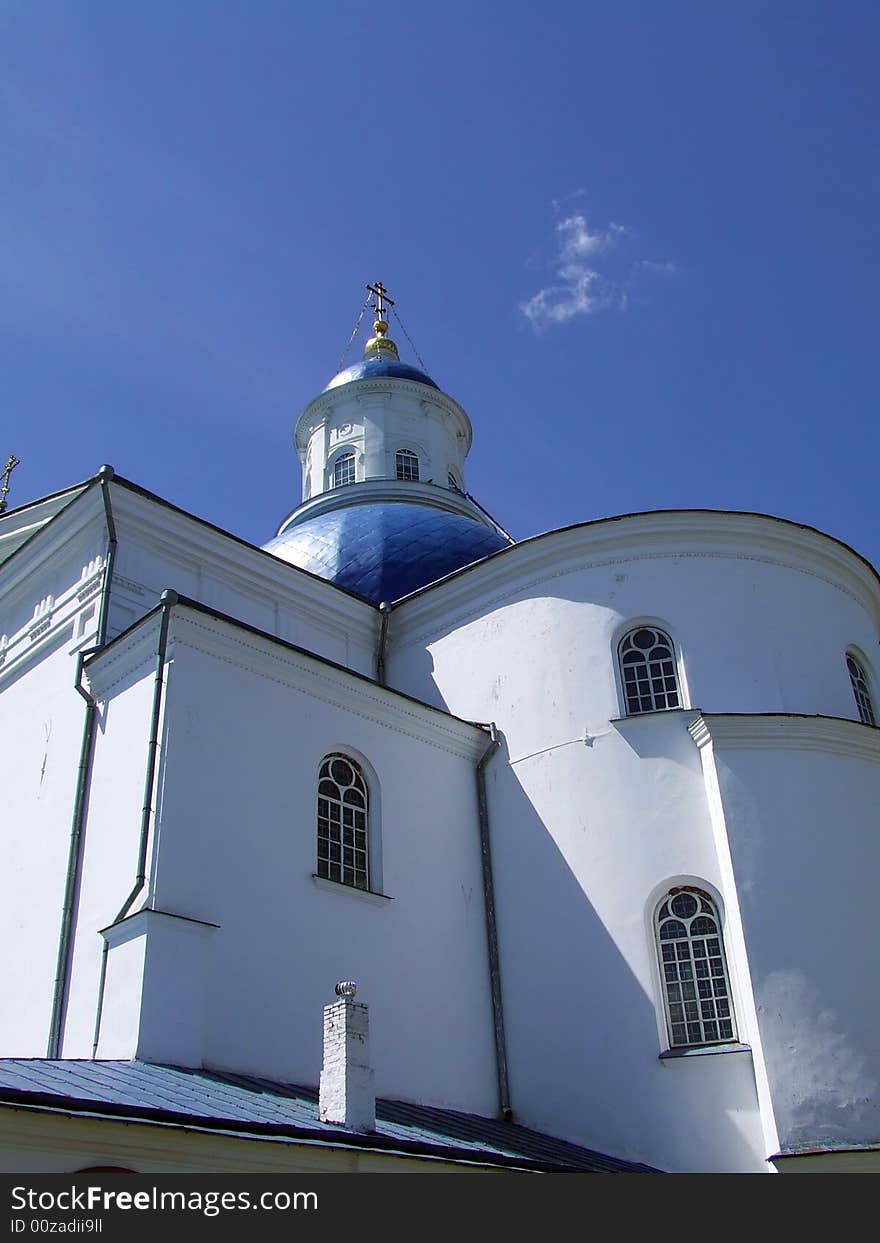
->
1 286 878 1173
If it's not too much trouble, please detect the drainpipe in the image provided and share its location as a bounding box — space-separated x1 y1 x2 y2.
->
475 723 512 1120
116 590 176 922
375 601 391 686
47 466 117 1058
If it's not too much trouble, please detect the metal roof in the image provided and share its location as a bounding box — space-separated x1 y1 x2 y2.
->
0 1060 657 1173
324 359 440 391
264 500 511 604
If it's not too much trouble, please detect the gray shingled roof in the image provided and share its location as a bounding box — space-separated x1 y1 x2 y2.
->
0 1060 658 1173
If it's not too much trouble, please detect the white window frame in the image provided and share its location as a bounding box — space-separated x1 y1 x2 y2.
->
395 448 420 482
331 450 357 489
616 622 685 716
846 649 877 727
654 887 737 1050
316 752 370 891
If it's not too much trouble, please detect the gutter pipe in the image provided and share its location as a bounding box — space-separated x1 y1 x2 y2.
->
475 723 512 1120
375 601 391 685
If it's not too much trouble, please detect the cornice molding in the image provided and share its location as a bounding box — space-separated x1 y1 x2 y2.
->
107 484 379 636
274 479 495 537
391 510 880 646
0 485 107 603
166 609 488 761
689 712 880 763
612 708 701 731
84 601 489 762
83 611 162 699
100 907 221 947
0 554 107 684
0 483 91 567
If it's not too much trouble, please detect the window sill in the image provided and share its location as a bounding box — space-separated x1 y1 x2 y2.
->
659 1042 751 1062
610 708 700 726
311 875 393 905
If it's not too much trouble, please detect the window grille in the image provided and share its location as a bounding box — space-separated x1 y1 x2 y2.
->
396 449 419 481
317 753 369 890
333 453 356 487
656 889 736 1048
847 654 876 726
619 626 681 714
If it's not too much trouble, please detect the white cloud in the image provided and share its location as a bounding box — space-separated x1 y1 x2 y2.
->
520 208 673 332
558 214 629 260
634 258 678 276
520 269 624 329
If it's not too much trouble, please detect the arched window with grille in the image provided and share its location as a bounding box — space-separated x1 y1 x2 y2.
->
618 626 681 715
656 888 736 1048
317 753 369 890
332 452 356 488
847 653 876 726
395 449 419 481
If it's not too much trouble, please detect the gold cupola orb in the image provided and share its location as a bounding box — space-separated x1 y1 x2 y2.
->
363 316 400 361
363 280 400 360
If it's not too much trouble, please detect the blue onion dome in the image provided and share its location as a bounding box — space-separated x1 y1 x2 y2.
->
324 358 440 392
325 296 440 390
264 501 510 603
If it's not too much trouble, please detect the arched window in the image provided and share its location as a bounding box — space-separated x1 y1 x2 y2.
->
395 449 419 481
656 889 736 1048
847 654 876 726
317 753 369 890
333 452 356 488
619 626 681 715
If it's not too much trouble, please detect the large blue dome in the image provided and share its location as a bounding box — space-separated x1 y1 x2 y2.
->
324 359 440 392
264 501 510 603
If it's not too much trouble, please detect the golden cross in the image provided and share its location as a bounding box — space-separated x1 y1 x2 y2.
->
0 454 20 514
366 281 395 318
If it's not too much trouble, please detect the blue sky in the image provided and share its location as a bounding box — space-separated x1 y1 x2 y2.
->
3 2 879 570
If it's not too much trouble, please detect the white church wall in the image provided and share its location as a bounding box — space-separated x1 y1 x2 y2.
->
102 909 217 1067
94 920 147 1060
6 443 878 1174
480 710 766 1172
80 604 499 1116
61 618 165 1057
695 716 880 1155
0 640 91 1054
0 473 382 1062
0 499 110 1055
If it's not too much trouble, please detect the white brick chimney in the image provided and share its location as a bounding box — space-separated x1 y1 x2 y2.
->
319 981 375 1132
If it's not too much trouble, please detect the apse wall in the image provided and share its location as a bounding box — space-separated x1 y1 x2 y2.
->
386 510 880 1171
